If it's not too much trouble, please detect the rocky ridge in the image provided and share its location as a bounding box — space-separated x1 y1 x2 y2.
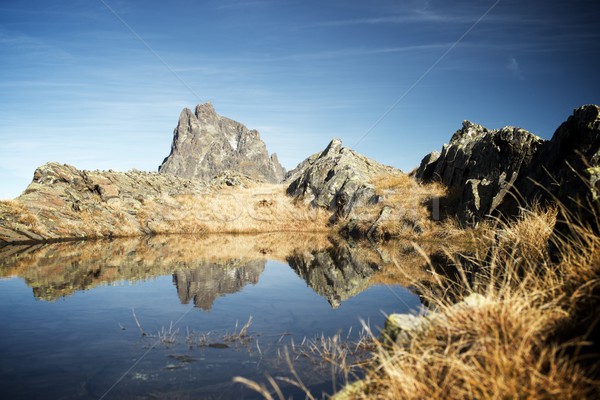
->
414 105 600 224
159 103 285 183
286 138 402 217
0 162 209 245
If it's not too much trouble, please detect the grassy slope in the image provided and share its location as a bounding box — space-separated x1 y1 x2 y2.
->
340 204 599 399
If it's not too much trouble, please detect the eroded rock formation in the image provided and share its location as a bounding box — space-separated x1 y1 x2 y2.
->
286 138 402 217
159 103 285 183
413 121 543 223
412 106 600 224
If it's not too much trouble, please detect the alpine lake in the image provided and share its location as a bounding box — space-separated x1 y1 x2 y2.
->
0 233 426 399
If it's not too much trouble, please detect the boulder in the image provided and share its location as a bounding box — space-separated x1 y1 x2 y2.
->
159 103 285 183
414 121 544 223
285 138 402 217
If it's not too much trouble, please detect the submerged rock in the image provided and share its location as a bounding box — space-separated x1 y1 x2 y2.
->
286 138 402 217
159 103 285 183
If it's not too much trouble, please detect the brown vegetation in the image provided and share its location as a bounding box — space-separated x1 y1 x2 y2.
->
338 204 600 399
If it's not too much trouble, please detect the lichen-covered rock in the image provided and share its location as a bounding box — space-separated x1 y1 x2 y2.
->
159 103 285 183
412 150 440 181
414 121 543 223
286 138 401 217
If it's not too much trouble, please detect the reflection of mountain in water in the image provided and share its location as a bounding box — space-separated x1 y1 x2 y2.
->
173 260 264 310
287 243 382 308
0 234 333 306
0 233 433 308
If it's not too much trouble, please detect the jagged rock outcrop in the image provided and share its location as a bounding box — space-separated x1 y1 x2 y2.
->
159 103 285 183
286 138 402 217
506 105 600 218
414 105 600 224
0 162 208 245
414 121 544 223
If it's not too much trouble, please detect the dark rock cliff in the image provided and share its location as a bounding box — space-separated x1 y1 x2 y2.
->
414 105 600 224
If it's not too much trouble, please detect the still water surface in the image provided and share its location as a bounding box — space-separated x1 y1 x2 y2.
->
0 234 420 399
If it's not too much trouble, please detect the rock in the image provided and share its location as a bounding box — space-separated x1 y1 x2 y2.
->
414 121 544 223
381 294 491 348
210 170 260 188
505 105 600 221
159 103 285 183
414 105 600 225
285 138 402 217
0 162 209 244
381 313 427 347
412 150 440 181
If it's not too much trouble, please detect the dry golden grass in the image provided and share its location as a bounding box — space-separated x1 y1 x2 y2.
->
1 183 332 243
338 172 465 241
342 204 600 400
169 184 330 234
0 200 44 235
235 204 599 399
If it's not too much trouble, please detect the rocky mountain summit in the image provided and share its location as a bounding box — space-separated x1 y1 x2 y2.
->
286 138 402 217
414 105 600 224
159 103 285 183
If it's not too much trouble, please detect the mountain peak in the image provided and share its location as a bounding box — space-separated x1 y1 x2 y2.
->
159 104 285 183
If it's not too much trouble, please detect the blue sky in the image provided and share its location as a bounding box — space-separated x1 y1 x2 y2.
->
1 0 599 198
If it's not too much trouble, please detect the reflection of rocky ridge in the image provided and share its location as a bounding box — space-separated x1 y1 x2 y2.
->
287 243 382 308
0 233 430 308
0 233 331 304
173 260 264 310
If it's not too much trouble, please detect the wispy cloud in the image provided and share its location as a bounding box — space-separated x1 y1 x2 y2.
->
507 57 524 80
315 11 472 27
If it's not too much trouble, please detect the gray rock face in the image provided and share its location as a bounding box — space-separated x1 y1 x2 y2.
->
506 105 600 218
286 138 402 217
415 106 600 224
414 121 544 223
159 103 285 183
